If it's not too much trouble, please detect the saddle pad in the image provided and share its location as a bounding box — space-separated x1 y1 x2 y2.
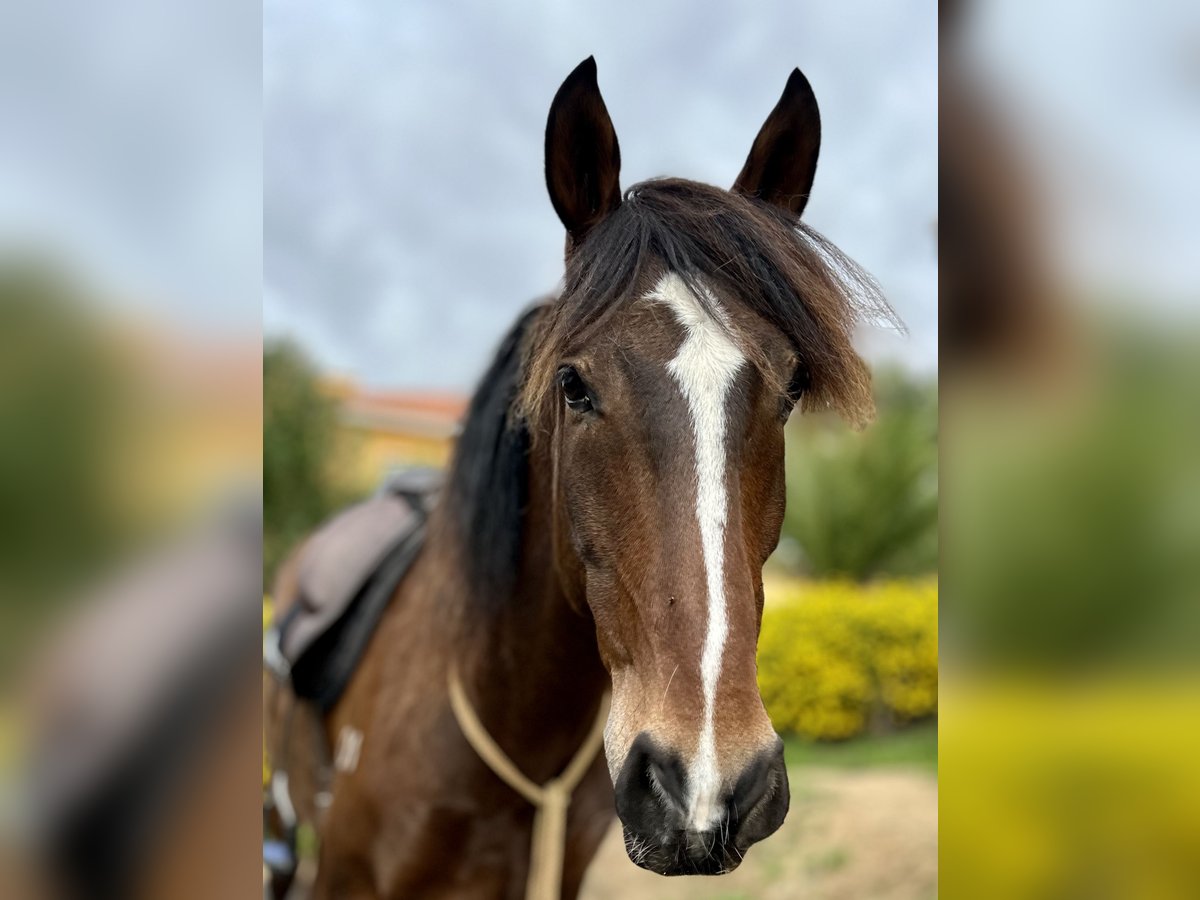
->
274 469 439 710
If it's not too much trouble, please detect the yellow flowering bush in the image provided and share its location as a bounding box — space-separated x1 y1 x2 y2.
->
757 578 938 740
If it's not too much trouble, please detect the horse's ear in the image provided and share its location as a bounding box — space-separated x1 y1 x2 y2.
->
545 56 622 244
733 68 821 218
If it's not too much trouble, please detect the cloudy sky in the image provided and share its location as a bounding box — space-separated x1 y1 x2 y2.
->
263 0 939 390
5 2 1196 381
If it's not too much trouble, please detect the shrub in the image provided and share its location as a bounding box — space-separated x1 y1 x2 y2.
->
757 579 938 740
264 340 341 583
781 369 938 581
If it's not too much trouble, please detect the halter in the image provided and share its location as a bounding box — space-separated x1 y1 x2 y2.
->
447 667 610 900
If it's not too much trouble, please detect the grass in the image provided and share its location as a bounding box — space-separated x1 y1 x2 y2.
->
782 721 938 773
805 847 850 874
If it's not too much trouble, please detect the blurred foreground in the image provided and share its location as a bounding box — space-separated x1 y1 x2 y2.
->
1 0 262 892
0 262 263 899
941 0 1200 896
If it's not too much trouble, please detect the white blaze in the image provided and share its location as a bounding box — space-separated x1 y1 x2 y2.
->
650 272 745 830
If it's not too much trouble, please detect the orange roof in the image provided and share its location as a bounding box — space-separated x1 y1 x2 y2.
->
330 384 468 439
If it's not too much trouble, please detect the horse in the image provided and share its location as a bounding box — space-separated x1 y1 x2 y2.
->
265 56 891 899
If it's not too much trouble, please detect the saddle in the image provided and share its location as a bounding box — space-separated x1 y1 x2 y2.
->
266 467 440 711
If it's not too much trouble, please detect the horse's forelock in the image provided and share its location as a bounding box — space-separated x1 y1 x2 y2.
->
519 177 894 434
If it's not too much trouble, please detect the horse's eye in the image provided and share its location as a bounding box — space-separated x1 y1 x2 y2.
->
782 364 810 418
557 365 594 413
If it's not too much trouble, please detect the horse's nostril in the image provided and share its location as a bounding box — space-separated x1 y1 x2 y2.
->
728 739 790 847
614 733 689 831
648 755 688 811
729 737 783 821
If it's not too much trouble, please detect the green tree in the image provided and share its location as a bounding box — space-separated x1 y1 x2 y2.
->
0 263 127 642
263 340 339 583
780 369 938 580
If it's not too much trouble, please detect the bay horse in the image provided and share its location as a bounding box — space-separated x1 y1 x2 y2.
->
266 56 889 898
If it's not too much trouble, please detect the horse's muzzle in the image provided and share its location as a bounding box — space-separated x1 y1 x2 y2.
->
613 733 789 876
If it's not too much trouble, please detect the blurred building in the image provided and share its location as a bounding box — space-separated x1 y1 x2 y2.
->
322 380 466 489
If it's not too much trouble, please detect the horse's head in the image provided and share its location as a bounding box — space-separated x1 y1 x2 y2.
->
523 58 885 875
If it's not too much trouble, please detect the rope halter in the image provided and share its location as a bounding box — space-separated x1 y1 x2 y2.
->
447 667 610 900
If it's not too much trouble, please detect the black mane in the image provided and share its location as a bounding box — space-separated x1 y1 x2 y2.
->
444 305 540 606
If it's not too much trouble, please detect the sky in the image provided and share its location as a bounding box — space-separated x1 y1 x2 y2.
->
961 0 1200 313
0 0 261 332
4 3 1197 389
262 0 939 390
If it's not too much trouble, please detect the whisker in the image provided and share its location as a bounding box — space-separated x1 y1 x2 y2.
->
660 664 680 713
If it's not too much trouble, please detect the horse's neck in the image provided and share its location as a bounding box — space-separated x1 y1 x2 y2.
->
446 449 608 782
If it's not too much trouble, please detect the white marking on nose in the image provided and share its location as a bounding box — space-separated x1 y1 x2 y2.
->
649 271 745 831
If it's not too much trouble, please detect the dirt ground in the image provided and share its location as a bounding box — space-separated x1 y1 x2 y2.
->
279 766 937 900
579 767 938 900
